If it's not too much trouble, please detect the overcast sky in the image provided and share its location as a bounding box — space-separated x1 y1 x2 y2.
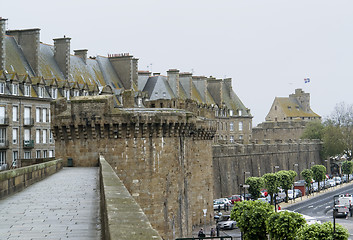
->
3 0 353 125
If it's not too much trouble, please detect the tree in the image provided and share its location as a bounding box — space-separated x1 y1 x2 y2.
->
341 160 353 182
263 173 280 205
311 165 326 192
245 177 264 200
266 211 306 240
231 200 274 240
277 171 293 203
321 122 346 159
301 120 324 140
301 169 313 195
296 222 349 240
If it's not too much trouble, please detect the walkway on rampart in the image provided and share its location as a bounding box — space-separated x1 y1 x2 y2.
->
0 167 100 240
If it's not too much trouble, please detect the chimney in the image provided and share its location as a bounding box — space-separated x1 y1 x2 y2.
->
54 37 71 79
167 69 180 98
108 53 138 90
6 28 40 76
74 49 87 64
192 76 208 102
0 18 7 71
207 77 223 106
223 78 232 96
289 88 311 112
179 72 193 99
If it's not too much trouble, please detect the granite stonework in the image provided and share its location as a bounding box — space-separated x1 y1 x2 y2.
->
51 95 216 240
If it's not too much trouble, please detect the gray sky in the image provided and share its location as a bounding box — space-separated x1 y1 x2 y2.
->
3 0 353 125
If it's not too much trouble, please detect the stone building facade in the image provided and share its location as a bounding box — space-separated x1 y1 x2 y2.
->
51 95 216 240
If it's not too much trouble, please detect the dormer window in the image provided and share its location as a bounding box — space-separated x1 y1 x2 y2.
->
12 84 18 96
65 89 70 100
24 84 31 96
38 86 44 98
83 90 88 96
51 88 57 99
229 110 233 116
74 90 79 96
0 82 4 94
238 110 242 116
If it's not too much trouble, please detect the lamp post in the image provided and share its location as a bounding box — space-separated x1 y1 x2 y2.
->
293 163 299 180
243 171 250 200
310 162 315 195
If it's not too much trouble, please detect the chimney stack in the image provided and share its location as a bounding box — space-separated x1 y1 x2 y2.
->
179 72 193 99
223 78 232 96
108 53 139 90
74 49 88 64
192 76 208 102
207 77 223 106
54 37 71 79
6 28 40 76
167 69 180 98
0 18 7 71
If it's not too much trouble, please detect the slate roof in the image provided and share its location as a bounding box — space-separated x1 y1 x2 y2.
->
275 97 320 118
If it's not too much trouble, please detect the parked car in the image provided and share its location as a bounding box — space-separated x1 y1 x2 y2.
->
257 197 270 203
328 179 336 187
228 195 242 204
213 199 226 211
333 176 342 185
216 215 237 230
294 189 302 198
261 189 268 197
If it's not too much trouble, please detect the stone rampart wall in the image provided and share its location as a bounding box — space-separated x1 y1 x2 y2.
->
212 140 322 198
0 159 63 199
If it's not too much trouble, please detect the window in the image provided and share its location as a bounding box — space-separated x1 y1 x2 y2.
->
239 122 243 131
36 150 41 158
239 135 243 140
12 106 18 122
12 128 18 144
163 92 166 98
215 110 218 117
74 90 79 96
12 84 18 95
51 88 57 99
36 108 41 122
38 86 44 98
229 110 233 116
24 107 31 125
49 130 53 143
0 128 6 144
230 135 234 143
36 129 40 144
24 129 30 141
24 84 31 96
43 150 47 158
42 129 47 144
83 90 88 96
0 106 5 124
66 89 70 100
49 150 54 157
238 110 242 116
230 122 234 131
42 108 47 123
12 151 18 167
24 151 31 159
0 82 4 94
0 151 6 165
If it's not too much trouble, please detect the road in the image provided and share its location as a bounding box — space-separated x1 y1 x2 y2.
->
285 183 353 238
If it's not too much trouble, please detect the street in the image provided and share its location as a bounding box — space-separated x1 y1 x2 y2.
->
285 182 353 238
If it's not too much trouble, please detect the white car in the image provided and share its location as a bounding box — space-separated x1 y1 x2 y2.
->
216 215 237 230
213 199 226 210
328 179 336 187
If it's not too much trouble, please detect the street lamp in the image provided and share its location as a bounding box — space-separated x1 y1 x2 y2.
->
243 171 250 200
293 163 299 180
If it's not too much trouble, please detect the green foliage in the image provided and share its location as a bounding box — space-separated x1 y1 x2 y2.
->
287 170 297 182
342 160 353 175
301 120 324 140
296 222 349 240
266 211 306 240
263 173 280 205
321 122 346 159
301 169 313 190
231 200 274 240
245 177 264 200
277 171 293 203
311 165 326 191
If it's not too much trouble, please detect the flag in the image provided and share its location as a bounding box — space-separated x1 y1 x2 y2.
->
304 78 310 83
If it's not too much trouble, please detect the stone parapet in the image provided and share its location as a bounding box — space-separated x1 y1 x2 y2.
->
99 155 162 240
0 159 63 199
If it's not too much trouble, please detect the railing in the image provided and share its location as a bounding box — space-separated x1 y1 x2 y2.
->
0 117 9 125
23 118 34 126
23 140 34 148
17 157 56 168
176 237 234 240
0 140 9 149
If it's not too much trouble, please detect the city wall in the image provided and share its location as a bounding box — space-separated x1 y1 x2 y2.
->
51 96 216 240
212 140 322 198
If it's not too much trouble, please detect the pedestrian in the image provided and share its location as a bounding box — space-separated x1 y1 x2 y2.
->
198 228 205 238
210 227 216 238
278 205 281 211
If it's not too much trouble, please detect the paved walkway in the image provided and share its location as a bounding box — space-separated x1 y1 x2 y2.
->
0 167 101 240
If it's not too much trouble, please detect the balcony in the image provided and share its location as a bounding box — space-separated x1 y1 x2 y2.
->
23 118 34 127
0 140 9 149
23 140 34 148
0 117 9 126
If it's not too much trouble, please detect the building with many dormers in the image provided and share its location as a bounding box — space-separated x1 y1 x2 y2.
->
0 17 252 169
